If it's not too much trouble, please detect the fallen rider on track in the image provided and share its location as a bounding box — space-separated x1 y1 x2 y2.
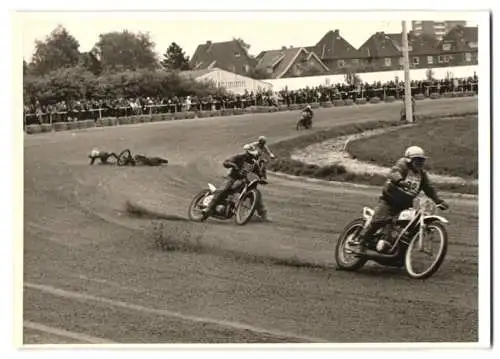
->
88 148 168 166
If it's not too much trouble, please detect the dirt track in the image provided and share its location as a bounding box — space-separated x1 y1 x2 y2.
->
23 98 479 344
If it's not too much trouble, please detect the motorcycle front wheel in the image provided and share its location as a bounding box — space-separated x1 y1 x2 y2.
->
335 218 368 271
234 190 259 225
404 221 448 279
188 190 212 222
296 119 305 131
117 149 132 166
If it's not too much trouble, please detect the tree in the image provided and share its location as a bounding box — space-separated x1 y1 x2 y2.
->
248 67 269 80
92 30 158 72
344 71 363 87
29 25 81 75
233 37 253 58
23 59 28 76
425 68 435 81
160 42 191 71
79 51 102 76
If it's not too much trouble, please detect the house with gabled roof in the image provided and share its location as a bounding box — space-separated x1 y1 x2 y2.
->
357 31 404 72
384 31 440 69
189 39 256 76
308 29 364 73
437 25 478 66
254 46 330 79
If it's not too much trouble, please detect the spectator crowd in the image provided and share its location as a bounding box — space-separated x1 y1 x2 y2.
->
24 74 478 126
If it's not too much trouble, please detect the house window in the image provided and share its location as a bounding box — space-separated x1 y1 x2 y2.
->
465 52 472 62
413 57 420 65
438 55 451 64
244 64 250 73
469 42 478 48
337 60 345 68
385 58 392 66
399 57 404 66
427 56 433 64
442 43 451 51
351 59 359 66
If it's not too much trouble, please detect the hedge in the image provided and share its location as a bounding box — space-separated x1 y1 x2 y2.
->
369 97 381 104
355 98 367 105
384 96 396 103
24 67 229 105
430 92 441 99
414 93 425 100
320 101 333 108
344 99 354 106
333 99 345 107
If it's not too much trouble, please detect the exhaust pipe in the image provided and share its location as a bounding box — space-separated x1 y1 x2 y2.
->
359 249 400 261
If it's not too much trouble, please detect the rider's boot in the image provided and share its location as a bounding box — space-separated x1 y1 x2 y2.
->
259 210 270 222
351 226 371 254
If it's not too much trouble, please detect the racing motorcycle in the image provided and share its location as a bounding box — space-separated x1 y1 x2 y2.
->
188 171 264 225
296 112 313 131
334 197 449 279
117 149 169 166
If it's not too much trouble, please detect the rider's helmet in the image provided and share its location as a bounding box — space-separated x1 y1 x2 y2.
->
90 148 99 158
258 135 266 145
243 144 259 158
405 145 426 170
306 105 312 110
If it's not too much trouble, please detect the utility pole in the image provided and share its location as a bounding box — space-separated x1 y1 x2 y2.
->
402 20 413 123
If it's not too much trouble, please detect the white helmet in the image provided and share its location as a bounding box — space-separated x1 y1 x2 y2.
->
243 144 259 157
306 105 312 110
405 146 426 159
90 148 99 157
258 135 266 144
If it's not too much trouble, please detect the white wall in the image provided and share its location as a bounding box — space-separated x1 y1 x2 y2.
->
198 68 273 95
265 65 479 91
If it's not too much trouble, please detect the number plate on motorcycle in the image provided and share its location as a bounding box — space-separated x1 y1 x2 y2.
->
203 195 213 206
398 209 415 221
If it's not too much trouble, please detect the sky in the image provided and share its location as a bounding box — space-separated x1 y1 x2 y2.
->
18 11 480 62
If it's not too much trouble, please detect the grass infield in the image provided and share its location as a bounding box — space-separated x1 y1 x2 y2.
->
347 115 478 180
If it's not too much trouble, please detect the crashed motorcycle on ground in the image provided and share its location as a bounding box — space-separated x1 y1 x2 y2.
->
188 171 264 225
117 149 169 166
335 197 449 279
296 112 313 131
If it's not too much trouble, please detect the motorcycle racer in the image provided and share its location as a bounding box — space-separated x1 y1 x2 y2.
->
88 148 119 165
201 144 268 221
247 135 276 183
302 104 314 119
353 146 449 252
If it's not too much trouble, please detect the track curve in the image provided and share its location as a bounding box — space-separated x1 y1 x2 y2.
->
24 98 479 343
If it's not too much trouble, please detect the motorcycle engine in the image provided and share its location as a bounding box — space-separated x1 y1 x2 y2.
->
215 204 226 214
376 239 392 253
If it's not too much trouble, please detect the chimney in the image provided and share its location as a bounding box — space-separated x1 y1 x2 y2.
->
334 29 339 35
281 46 287 51
206 40 212 45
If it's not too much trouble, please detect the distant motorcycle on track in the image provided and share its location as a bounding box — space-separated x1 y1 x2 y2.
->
296 113 313 131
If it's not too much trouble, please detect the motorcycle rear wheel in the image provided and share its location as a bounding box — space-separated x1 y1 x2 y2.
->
234 190 259 225
335 218 368 271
